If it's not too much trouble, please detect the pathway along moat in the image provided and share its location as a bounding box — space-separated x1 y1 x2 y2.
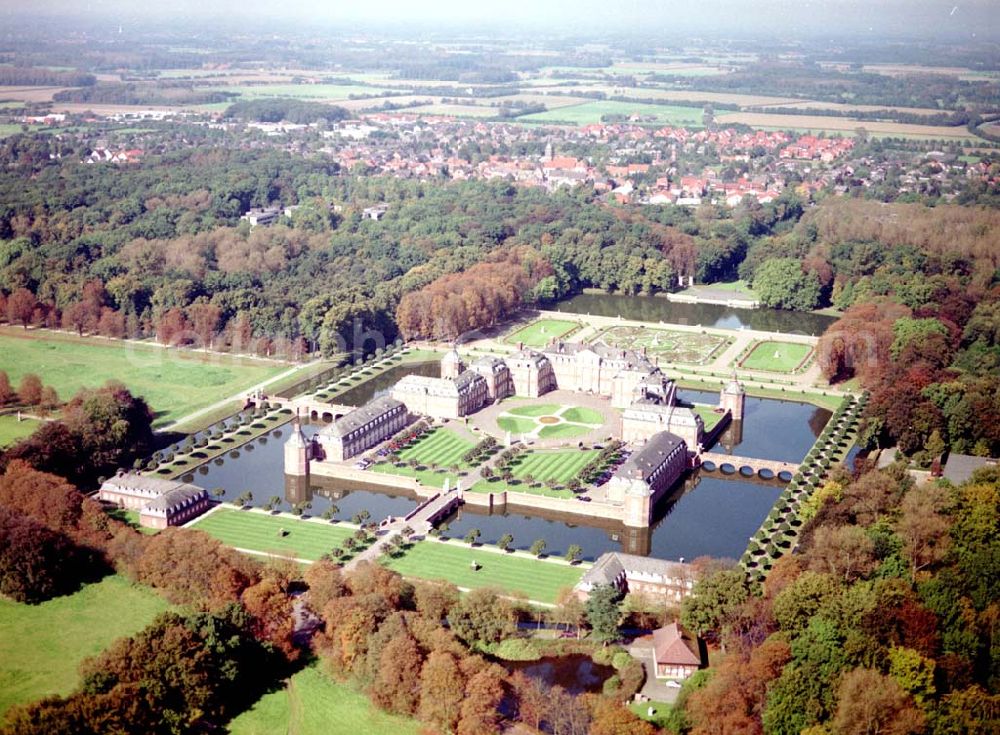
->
180 363 830 562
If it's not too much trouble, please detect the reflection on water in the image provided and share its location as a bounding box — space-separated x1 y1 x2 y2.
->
553 292 835 335
335 361 440 407
184 388 827 562
503 655 614 695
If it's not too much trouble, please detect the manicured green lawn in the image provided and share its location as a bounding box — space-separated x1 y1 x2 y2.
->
694 404 725 431
0 330 285 426
741 341 813 373
505 319 579 347
382 540 584 603
630 700 675 729
370 463 462 489
497 415 538 434
188 509 357 561
0 575 172 716
398 427 475 467
537 423 591 439
228 662 422 735
469 478 575 499
508 403 563 417
560 406 604 424
0 414 40 447
511 449 600 483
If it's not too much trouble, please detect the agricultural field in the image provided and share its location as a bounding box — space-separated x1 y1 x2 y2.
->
0 575 172 716
0 414 41 447
592 325 728 365
505 318 580 347
0 330 286 427
715 111 977 140
497 404 604 440
406 103 498 118
188 509 357 561
207 83 394 100
518 101 706 126
228 663 422 735
740 341 813 373
381 539 585 604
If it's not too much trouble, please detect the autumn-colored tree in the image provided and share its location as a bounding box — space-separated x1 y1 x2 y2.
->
97 307 126 339
62 300 91 335
345 561 412 610
0 370 13 404
456 666 506 735
448 588 517 646
188 301 222 348
804 524 877 583
17 373 43 405
417 650 466 732
241 575 297 659
7 287 37 328
369 631 425 715
303 559 347 612
896 484 950 578
553 588 587 634
39 386 59 414
830 667 925 735
510 671 547 731
589 697 657 735
155 307 189 345
414 580 460 623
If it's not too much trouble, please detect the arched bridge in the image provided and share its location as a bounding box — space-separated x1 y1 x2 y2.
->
248 393 354 423
698 452 798 482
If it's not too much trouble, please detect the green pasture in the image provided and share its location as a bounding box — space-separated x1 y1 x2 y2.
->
518 101 706 126
740 341 813 373
228 663 422 735
0 330 284 427
511 448 599 483
0 414 41 447
592 325 727 365
188 509 357 561
370 463 462 489
0 575 172 716
505 318 579 347
382 540 584 604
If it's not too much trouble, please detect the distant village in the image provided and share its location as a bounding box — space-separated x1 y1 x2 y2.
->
15 106 999 206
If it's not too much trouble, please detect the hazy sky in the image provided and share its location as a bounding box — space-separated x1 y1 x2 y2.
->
5 0 999 39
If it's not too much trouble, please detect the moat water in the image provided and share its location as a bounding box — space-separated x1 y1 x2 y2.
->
553 292 836 336
502 655 615 695
181 364 830 562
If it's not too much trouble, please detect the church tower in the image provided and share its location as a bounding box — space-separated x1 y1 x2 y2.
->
441 346 465 380
719 373 746 421
284 411 311 477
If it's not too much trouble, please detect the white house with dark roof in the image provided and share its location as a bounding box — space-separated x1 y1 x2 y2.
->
574 551 696 602
316 396 408 462
98 472 210 529
651 622 704 679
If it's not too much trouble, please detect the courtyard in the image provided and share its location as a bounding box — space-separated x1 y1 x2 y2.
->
591 325 729 365
472 390 619 446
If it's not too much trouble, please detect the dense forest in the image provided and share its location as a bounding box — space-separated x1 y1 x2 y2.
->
672 463 999 735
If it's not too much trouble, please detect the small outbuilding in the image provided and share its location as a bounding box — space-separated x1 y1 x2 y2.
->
651 622 704 680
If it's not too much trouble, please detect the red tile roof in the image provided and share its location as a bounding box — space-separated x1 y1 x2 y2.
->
653 623 701 667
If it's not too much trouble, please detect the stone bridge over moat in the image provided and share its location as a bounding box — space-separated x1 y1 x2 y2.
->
698 452 798 481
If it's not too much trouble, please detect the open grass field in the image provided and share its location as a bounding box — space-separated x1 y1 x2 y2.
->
593 325 727 365
382 540 584 603
0 330 285 426
519 101 706 126
370 463 462 489
398 427 476 468
741 341 813 373
715 111 977 140
505 318 579 347
406 103 499 118
511 448 599 483
228 663 422 735
0 575 172 716
497 405 604 440
0 414 41 447
630 700 675 729
188 509 357 561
